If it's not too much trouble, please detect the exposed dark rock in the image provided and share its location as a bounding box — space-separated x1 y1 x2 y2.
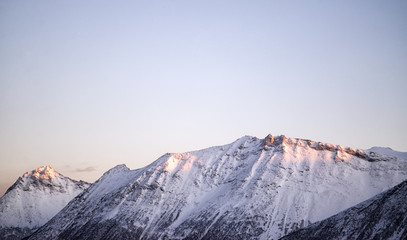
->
265 134 274 146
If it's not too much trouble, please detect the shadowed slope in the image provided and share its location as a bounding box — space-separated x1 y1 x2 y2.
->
281 180 407 240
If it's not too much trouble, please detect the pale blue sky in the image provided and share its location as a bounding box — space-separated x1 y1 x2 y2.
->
1 0 406 196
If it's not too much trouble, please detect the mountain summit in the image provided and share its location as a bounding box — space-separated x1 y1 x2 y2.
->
21 165 59 180
28 135 407 239
0 166 89 239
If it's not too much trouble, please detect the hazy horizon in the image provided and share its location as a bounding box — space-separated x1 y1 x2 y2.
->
1 0 406 196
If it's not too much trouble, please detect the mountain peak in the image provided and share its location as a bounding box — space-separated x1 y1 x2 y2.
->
0 166 90 239
22 165 59 180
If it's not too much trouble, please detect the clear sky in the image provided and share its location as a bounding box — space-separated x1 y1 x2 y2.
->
1 0 406 196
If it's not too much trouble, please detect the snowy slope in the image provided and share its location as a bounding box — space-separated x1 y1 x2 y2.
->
281 179 407 240
28 135 407 240
0 166 89 240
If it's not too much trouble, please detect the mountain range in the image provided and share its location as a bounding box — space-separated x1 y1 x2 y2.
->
13 134 406 240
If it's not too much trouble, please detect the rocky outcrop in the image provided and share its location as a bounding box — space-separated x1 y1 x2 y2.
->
265 134 274 146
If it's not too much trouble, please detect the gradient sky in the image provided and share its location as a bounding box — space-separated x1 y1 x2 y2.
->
1 0 406 196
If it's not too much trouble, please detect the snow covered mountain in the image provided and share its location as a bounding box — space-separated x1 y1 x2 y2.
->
281 179 407 240
27 135 407 239
0 166 89 240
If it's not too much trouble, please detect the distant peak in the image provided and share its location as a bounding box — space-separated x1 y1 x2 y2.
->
113 164 129 171
23 165 59 179
103 164 130 176
367 147 407 160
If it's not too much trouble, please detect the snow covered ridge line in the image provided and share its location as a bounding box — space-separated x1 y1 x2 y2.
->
264 134 400 162
0 166 90 240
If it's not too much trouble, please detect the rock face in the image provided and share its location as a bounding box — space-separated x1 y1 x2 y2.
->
281 180 407 240
0 166 89 240
265 134 274 146
27 135 407 240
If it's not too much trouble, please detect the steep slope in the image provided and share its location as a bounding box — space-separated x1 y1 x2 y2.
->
28 135 407 240
281 179 407 240
0 166 90 240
